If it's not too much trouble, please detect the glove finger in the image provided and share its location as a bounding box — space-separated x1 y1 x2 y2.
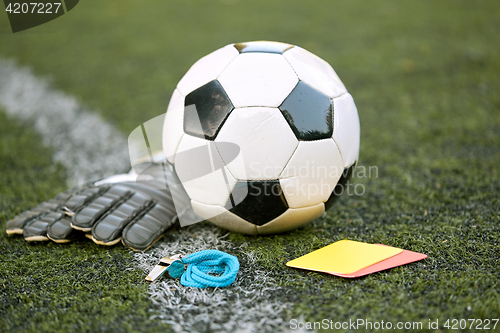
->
6 201 61 235
47 216 84 243
6 184 89 236
64 186 108 213
91 190 153 246
23 212 64 241
122 200 177 251
119 182 178 251
70 185 132 231
41 185 99 242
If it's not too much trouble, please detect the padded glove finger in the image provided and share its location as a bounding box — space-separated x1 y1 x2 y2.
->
23 212 64 241
46 214 83 243
121 202 176 251
89 187 154 246
83 163 191 250
6 185 91 241
24 212 81 243
119 182 179 251
69 181 178 251
70 185 133 232
6 201 61 235
43 185 107 242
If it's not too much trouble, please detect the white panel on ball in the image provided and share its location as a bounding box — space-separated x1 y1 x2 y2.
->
257 203 325 235
174 134 235 206
279 139 344 208
283 46 347 99
215 107 298 180
162 89 185 163
191 200 258 235
176 44 239 96
332 93 360 168
218 53 298 108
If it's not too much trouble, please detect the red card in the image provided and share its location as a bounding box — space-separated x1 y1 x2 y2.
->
331 245 427 278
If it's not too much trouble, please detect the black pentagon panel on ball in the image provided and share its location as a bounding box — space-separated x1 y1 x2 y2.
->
233 41 294 54
279 81 334 141
324 163 356 211
184 80 234 140
226 180 288 226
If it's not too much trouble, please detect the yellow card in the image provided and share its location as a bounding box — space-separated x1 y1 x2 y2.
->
286 239 403 274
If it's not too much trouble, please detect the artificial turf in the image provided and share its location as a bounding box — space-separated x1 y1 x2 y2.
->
1 0 499 331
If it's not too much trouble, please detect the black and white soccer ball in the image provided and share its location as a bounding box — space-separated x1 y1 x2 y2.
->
163 41 360 235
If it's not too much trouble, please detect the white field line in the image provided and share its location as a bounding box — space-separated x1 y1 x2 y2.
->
0 58 303 333
134 223 302 333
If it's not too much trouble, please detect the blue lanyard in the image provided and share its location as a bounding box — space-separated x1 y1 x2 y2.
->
149 250 239 288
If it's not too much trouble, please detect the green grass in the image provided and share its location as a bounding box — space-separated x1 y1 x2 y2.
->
1 0 500 331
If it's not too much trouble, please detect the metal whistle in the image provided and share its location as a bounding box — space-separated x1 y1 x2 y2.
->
145 254 183 282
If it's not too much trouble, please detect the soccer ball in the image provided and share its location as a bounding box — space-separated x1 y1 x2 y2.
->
163 41 360 235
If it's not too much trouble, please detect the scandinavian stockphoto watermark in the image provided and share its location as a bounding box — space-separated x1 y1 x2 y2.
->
249 160 378 201
290 318 424 330
289 318 499 331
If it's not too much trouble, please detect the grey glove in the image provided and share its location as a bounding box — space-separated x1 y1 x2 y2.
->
6 163 191 251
